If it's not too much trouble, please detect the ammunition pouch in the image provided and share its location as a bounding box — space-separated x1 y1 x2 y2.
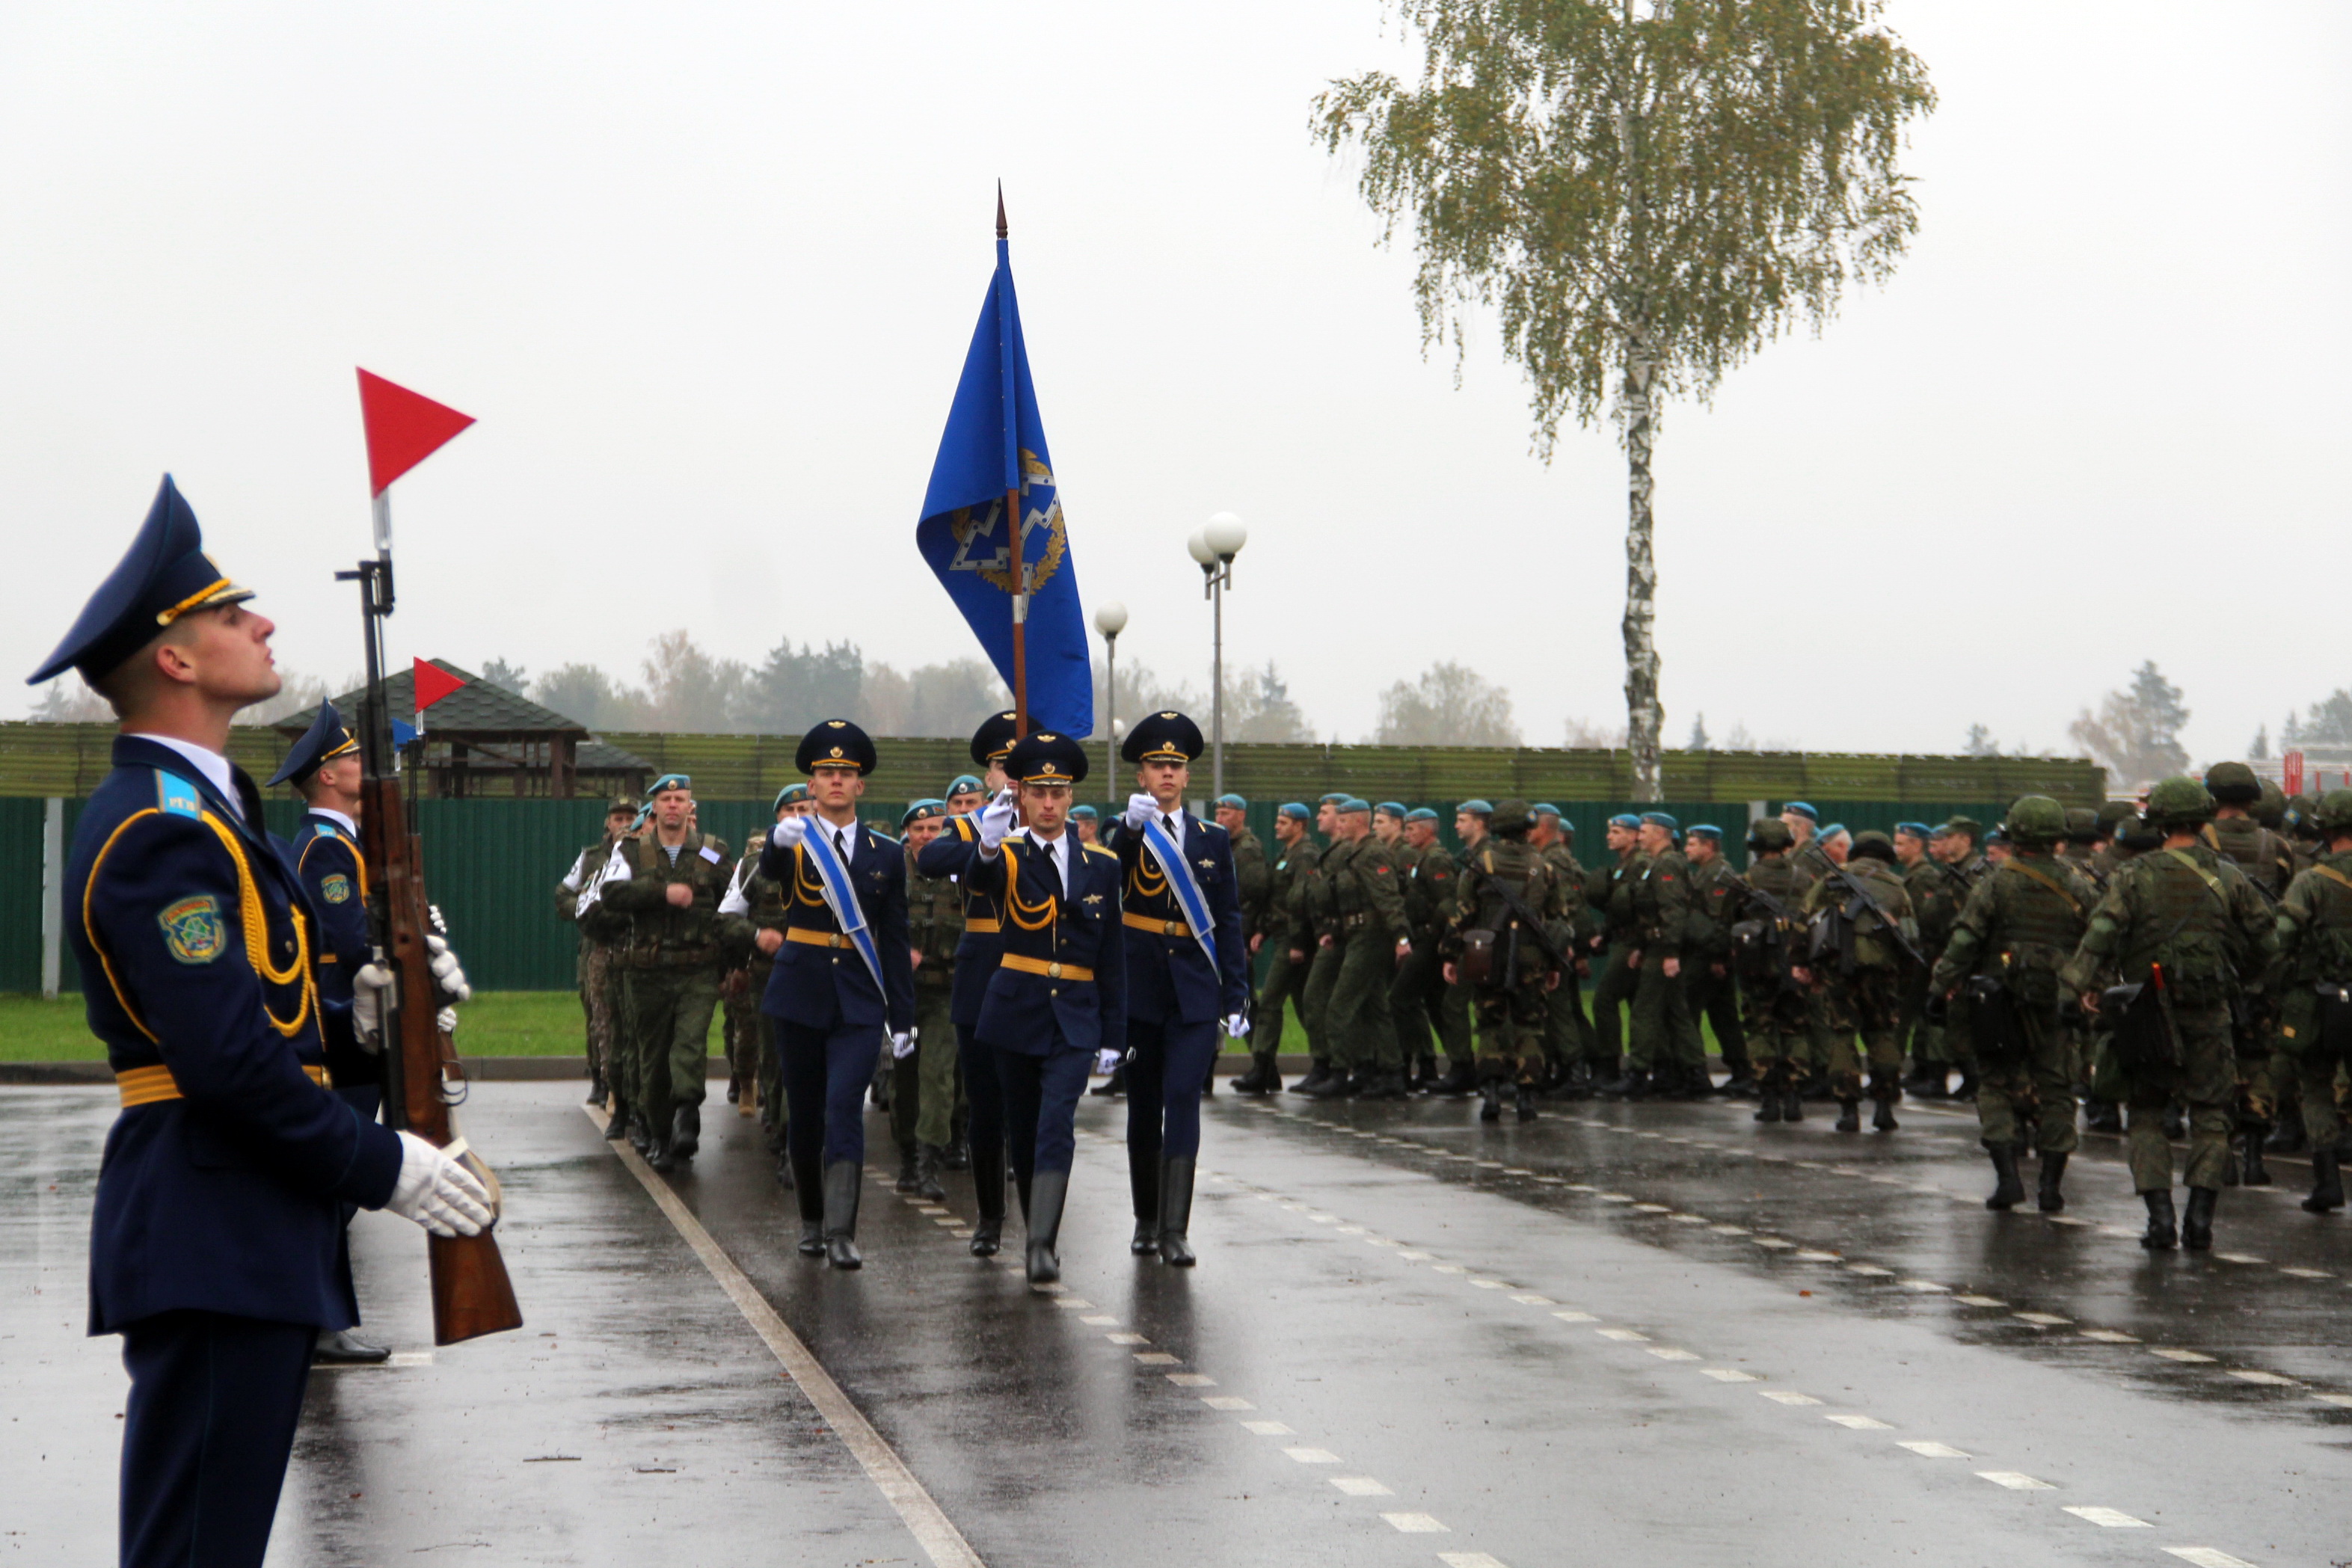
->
1964 974 2027 1064
1460 929 1496 987
2105 980 2181 1074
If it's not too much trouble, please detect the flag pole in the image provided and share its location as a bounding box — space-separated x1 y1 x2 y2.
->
998 187 1029 737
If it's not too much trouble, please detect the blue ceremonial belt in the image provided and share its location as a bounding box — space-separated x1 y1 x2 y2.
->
1141 814 1219 972
799 828 886 994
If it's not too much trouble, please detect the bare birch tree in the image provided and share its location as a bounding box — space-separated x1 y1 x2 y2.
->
1315 0 1933 798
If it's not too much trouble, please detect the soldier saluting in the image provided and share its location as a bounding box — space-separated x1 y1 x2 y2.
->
32 477 488 1568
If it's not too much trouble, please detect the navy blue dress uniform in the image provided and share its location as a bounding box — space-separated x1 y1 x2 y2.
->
915 710 1021 1255
758 720 915 1268
270 701 376 1122
32 479 408 1568
1103 712 1247 1264
960 730 1126 1283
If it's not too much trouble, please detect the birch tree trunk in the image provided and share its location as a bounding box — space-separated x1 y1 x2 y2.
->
1621 324 1664 802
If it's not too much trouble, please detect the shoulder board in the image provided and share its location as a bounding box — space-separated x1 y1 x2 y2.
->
154 770 204 820
1084 842 1118 859
868 828 901 848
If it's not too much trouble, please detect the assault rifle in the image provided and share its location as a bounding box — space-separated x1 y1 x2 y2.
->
1460 860 1570 991
337 551 522 1347
1814 861 1927 972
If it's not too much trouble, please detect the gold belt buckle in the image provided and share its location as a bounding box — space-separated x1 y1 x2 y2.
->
1047 962 1063 980
1164 920 1183 936
831 933 845 948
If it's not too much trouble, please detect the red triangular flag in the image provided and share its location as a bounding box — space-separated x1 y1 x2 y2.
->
414 659 466 713
357 369 476 496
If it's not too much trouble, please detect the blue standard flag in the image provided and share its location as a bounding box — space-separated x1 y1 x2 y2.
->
915 206 1093 738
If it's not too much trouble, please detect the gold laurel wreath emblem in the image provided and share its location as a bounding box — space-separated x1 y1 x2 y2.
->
947 450 1067 595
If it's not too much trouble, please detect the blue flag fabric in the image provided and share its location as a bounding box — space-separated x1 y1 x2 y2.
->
916 236 1093 737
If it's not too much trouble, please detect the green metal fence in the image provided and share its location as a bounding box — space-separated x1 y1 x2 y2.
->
1 794 2012 996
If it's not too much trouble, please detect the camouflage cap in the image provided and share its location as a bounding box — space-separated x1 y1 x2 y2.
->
2005 795 2067 844
2145 775 2216 828
1940 815 1983 844
2093 799 2138 832
2202 760 2261 805
1747 817 1794 852
607 794 637 816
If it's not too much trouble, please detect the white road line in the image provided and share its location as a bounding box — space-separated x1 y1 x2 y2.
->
1552 1311 1598 1323
2078 1329 2140 1344
1898 1280 1948 1293
2278 1266 2333 1279
1700 1368 1757 1383
1794 1250 1841 1262
1381 1513 1449 1533
1825 1414 1894 1430
1167 1374 1217 1387
1953 1295 2006 1307
1284 1447 1342 1464
2225 1370 2298 1386
1597 1328 1650 1342
1759 1391 1822 1406
1331 1476 1394 1496
1051 1297 1095 1310
1508 1294 1555 1306
1106 1332 1148 1345
2152 1348 2217 1362
2161 1551 2256 1568
590 1109 983 1568
2312 1393 2352 1408
2062 1506 2149 1528
1200 1396 1254 1411
2012 1312 2071 1326
2212 1253 2266 1265
1240 1421 1295 1436
1846 1264 1894 1277
1897 1441 1971 1459
1468 1279 1508 1289
1433 1264 1468 1275
1977 1472 2055 1490
1437 1554 1512 1568
1081 1315 1119 1326
1646 1347 1700 1362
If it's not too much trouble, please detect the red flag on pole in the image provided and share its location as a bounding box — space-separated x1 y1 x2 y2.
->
2285 750 2305 796
357 369 476 496
414 659 466 713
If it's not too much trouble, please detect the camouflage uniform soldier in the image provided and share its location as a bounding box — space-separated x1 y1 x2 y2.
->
1590 814 1647 1095
1374 804 1434 1084
1292 794 1351 1095
720 784 808 1184
894 801 961 1200
1680 825 1753 1095
2202 761 2298 1181
1734 818 1811 1122
2271 788 2352 1214
1930 797 2093 1212
559 796 636 1107
2063 777 2277 1250
1215 793 1271 1092
1322 798 1410 1098
1904 823 1978 1098
1393 806 1468 1092
1530 807 1599 1094
1795 831 1918 1133
1244 803 1318 1094
1443 799 1566 1122
593 773 749 1172
1890 823 1941 1094
1627 813 1703 1098
1426 802 1494 1097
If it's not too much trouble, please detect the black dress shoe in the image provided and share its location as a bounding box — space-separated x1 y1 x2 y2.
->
313 1328 392 1365
826 1235 863 1270
943 1136 971 1172
1090 1065 1128 1098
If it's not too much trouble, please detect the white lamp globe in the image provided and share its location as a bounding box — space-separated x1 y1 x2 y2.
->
1203 512 1247 558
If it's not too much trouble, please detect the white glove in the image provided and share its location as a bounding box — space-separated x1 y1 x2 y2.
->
977 790 1019 852
437 1005 458 1036
1096 1047 1124 1076
891 1030 915 1060
1123 793 1157 830
353 961 393 1050
770 817 809 850
1223 1011 1250 1039
385 1131 492 1238
425 933 470 1004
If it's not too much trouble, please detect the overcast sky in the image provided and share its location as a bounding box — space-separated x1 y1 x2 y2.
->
4 3 2346 763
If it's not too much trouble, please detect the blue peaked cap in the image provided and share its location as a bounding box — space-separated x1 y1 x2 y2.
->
268 698 360 787
31 475 254 685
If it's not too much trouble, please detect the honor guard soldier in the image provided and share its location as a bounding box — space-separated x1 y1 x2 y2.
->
2063 777 2276 1250
559 796 638 1108
917 711 1022 1254
36 477 489 1568
965 730 1129 1282
268 700 393 1366
1242 802 1321 1094
591 774 746 1172
1108 712 1249 1261
2271 788 2352 1214
759 721 914 1267
896 799 962 1199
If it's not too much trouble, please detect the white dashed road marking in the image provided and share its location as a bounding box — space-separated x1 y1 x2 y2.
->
1977 1472 2056 1490
2063 1506 2150 1528
2162 1549 2258 1567
1330 1477 1394 1497
1284 1448 1341 1465
1897 1441 1971 1459
1825 1414 1894 1430
1381 1513 1450 1533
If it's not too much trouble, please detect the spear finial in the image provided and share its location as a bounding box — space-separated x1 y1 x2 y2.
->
996 182 1008 240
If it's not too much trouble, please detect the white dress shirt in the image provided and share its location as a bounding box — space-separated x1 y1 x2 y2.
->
127 732 242 818
1028 828 1068 893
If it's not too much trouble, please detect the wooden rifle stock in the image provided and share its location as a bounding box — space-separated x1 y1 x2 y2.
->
359 772 523 1346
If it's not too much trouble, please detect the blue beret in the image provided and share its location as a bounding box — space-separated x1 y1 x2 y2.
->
1405 807 1440 823
773 781 809 812
1458 799 1494 815
1278 802 1312 822
269 698 360 787
1609 813 1642 830
1375 801 1407 818
1216 793 1248 810
1820 823 1849 840
31 475 256 686
1782 801 1819 822
1640 811 1679 832
900 799 947 828
948 774 983 796
1070 804 1100 822
1687 823 1722 841
1318 792 1351 805
1894 821 1933 840
1339 797 1371 814
1532 803 1563 817
648 772 692 797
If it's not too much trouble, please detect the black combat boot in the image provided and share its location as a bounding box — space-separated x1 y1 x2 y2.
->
2303 1149 2344 1214
1290 1059 1333 1095
1090 1063 1127 1098
628 1109 653 1155
915 1143 947 1202
1026 1169 1069 1285
968 1140 1006 1257
1299 1068 1353 1099
2162 1102 2186 1142
647 1137 677 1172
1428 1060 1478 1098
1983 1145 2024 1210
1515 1085 1538 1123
1870 1073 1900 1132
2241 1131 2272 1187
1361 1071 1410 1101
670 1104 700 1160
1754 1068 1785 1122
2037 1150 2069 1212
1129 1144 1161 1253
1601 1068 1651 1101
943 1133 971 1172
2139 1188 2178 1249
1782 1081 1806 1122
1158 1156 1197 1267
822 1160 863 1270
1901 1065 1938 1097
896 1145 921 1193
1229 1060 1266 1095
2181 1186 2217 1250
586 1072 608 1107
1479 1080 1504 1122
1253 1057 1284 1095
1834 1098 1861 1134
1953 1069 1979 1102
603 1094 631 1140
1719 1057 1758 1098
725 1074 741 1105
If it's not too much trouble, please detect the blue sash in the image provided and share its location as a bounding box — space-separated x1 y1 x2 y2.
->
799 825 886 994
1140 814 1219 972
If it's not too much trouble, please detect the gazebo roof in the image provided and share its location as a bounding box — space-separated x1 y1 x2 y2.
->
277 660 588 737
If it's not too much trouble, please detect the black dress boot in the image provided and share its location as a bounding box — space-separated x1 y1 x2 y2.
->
2241 1131 2272 1187
2036 1149 2069 1211
1129 1144 1161 1253
2139 1188 2178 1249
915 1144 948 1202
944 1134 971 1172
1158 1156 1197 1267
1834 1099 1861 1134
822 1160 863 1270
793 1145 826 1253
1026 1169 1069 1285
1983 1144 2024 1210
775 1148 796 1190
896 1146 921 1193
2181 1185 2217 1250
1871 1088 1900 1133
1479 1080 1504 1122
2303 1149 2345 1213
1515 1085 1538 1123
968 1140 1007 1256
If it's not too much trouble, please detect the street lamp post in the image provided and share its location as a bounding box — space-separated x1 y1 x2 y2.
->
1093 600 1128 787
1188 512 1248 802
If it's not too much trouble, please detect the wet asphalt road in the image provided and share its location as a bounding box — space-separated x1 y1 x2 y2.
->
3 1080 2348 1567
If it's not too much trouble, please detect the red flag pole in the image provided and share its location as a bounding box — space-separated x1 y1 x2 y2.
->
998 191 1030 737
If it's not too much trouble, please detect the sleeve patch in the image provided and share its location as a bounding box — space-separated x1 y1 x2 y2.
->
159 895 226 964
319 873 353 905
700 845 723 863
155 772 204 820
